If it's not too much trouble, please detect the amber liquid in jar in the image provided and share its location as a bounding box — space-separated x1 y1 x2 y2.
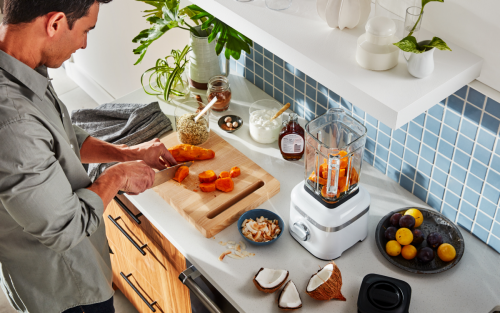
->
207 75 231 112
279 113 305 161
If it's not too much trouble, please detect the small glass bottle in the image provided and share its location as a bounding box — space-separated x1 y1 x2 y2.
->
279 113 305 161
207 75 232 112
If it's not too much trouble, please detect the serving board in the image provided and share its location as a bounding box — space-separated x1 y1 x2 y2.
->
153 131 280 238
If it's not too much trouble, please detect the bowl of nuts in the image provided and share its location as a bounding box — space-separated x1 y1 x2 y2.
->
218 115 243 133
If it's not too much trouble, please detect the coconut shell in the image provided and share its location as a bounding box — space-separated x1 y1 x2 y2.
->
278 281 302 310
306 261 346 301
253 268 289 293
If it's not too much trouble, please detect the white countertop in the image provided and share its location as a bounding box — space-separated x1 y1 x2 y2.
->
189 0 482 129
115 76 499 313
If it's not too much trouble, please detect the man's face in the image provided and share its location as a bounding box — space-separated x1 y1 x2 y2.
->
45 3 99 68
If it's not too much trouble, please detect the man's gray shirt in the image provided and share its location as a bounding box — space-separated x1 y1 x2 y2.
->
0 50 113 312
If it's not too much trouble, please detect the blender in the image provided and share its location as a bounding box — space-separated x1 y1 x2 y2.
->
289 108 370 260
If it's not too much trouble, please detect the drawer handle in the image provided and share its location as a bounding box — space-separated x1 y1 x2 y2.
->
108 215 147 256
120 272 157 312
179 266 223 313
114 196 143 224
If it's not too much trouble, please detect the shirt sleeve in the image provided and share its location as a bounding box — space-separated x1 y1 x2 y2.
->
72 124 90 149
0 118 104 253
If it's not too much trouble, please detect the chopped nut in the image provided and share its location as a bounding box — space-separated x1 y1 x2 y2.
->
218 250 232 261
224 116 232 123
232 121 239 128
226 122 232 128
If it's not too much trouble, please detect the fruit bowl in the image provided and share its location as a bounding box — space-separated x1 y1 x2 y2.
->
375 207 465 274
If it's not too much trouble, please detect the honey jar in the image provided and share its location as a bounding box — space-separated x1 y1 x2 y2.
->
206 75 231 112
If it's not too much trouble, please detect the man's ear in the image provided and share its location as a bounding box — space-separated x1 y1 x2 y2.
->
46 12 67 38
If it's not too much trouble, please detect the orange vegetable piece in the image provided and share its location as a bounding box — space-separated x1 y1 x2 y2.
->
230 166 241 178
309 171 327 185
350 168 359 185
172 166 189 183
199 182 216 192
215 177 234 192
321 176 349 199
168 144 215 162
219 171 231 178
199 170 217 183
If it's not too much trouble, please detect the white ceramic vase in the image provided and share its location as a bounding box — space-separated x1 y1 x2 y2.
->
189 26 222 90
406 41 435 78
317 0 371 30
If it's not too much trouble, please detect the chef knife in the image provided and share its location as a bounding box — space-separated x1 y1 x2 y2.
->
152 161 193 188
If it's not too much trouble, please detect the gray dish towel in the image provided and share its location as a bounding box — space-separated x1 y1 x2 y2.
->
71 102 172 181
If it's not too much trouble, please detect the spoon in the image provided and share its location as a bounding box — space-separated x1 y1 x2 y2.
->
194 97 217 123
270 102 291 121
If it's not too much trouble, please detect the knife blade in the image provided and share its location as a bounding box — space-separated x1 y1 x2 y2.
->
152 161 193 188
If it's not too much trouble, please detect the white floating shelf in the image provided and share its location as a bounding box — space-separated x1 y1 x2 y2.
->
191 0 483 129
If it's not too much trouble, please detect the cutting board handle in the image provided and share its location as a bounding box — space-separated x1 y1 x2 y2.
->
207 180 265 219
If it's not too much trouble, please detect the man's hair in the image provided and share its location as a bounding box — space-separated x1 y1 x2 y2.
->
3 0 112 29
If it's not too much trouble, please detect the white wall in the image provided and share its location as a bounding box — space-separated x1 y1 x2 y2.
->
71 0 191 100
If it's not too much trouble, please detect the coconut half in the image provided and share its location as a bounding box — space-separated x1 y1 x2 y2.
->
278 280 302 310
253 268 289 293
306 262 346 301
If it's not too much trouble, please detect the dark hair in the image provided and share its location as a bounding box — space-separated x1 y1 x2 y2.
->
3 0 113 29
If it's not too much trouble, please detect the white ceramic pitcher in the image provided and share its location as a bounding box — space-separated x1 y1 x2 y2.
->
406 40 435 78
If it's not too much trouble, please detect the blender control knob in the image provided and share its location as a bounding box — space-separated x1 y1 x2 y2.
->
292 222 310 241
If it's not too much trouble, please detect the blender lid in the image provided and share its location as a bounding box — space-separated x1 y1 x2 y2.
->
358 274 411 313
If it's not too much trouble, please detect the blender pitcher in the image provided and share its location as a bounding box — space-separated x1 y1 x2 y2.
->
304 108 367 203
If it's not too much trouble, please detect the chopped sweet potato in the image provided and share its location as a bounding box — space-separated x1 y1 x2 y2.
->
199 170 217 183
200 182 216 192
230 167 241 178
350 168 359 185
219 171 231 178
168 144 215 162
308 171 327 185
173 166 189 183
215 177 234 192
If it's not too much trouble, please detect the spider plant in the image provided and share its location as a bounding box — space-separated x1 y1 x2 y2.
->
141 45 191 101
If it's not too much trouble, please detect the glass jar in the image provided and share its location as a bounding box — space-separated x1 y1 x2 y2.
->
206 75 232 112
265 0 292 11
174 100 211 145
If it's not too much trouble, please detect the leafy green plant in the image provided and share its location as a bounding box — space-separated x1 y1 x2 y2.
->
393 0 452 54
141 44 191 101
132 0 252 64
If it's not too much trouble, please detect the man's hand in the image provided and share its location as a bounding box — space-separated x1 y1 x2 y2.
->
129 138 178 170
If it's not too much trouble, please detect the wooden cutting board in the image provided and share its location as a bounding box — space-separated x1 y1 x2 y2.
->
153 131 280 238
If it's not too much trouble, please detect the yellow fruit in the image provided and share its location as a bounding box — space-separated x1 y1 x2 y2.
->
437 243 456 262
405 208 424 227
386 240 402 256
396 228 414 246
401 245 417 260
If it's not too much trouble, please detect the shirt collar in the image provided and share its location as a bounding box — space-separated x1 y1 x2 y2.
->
0 49 49 100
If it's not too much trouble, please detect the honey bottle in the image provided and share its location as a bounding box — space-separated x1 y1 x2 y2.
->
279 113 305 161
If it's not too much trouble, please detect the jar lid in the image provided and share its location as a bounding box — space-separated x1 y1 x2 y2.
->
365 16 396 37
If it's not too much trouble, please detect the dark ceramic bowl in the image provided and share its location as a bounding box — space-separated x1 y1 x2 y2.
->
375 207 464 274
237 209 284 246
218 115 243 133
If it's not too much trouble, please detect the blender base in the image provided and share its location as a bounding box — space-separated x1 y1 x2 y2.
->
289 181 370 260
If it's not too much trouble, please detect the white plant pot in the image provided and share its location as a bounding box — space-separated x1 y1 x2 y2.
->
189 26 222 89
406 41 435 78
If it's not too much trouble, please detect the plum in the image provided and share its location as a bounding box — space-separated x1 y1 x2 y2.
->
385 227 398 241
399 215 416 229
390 213 403 227
417 247 435 263
411 229 425 246
427 232 443 248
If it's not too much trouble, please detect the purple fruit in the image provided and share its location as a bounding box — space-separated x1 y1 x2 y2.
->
417 247 435 263
390 213 403 227
399 215 416 229
385 227 398 241
412 229 425 246
427 232 443 248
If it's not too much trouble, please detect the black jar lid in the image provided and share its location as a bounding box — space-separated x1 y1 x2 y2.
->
358 274 411 313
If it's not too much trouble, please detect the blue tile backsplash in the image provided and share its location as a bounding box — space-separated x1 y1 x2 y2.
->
230 42 500 254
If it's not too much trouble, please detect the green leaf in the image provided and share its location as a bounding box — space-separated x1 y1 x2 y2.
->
393 35 425 53
422 0 443 8
422 36 452 51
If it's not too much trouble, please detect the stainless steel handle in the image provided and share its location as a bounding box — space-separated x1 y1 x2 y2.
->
120 272 157 312
179 266 223 313
108 215 147 256
114 196 143 224
291 222 310 241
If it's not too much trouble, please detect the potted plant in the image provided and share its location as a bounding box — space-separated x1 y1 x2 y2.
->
141 45 191 101
132 0 252 89
393 0 452 78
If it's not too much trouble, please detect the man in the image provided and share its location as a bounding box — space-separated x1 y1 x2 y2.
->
0 1 178 312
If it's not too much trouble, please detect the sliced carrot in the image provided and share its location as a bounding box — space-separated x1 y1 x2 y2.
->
199 182 216 192
173 166 189 183
219 171 231 179
215 177 234 192
230 166 241 178
199 170 217 183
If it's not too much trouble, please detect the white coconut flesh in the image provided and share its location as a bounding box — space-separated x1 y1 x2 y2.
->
306 263 334 292
255 268 288 288
279 281 301 308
